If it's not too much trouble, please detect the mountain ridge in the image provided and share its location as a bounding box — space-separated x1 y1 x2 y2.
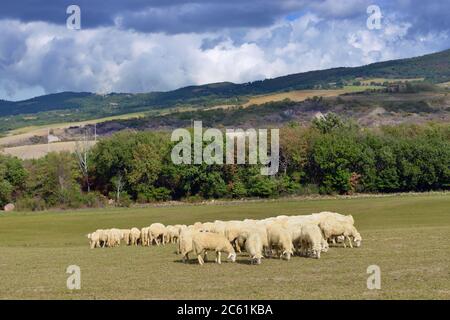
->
0 48 449 119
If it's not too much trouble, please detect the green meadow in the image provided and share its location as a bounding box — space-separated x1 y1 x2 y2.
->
0 193 449 299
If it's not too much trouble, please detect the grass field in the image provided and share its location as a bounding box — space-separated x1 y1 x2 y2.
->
0 193 449 300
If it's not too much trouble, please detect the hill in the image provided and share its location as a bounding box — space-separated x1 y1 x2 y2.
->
0 48 449 132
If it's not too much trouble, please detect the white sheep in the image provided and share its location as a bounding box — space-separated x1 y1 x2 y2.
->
299 224 323 258
95 229 108 248
285 222 304 255
224 221 246 253
105 228 122 247
164 225 175 243
130 227 141 246
192 232 237 265
319 220 362 248
245 232 264 265
267 224 293 260
149 223 167 245
87 232 100 249
120 229 131 245
141 227 150 246
235 225 269 256
178 228 198 262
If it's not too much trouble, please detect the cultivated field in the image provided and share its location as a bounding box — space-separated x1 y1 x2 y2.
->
243 86 382 106
437 81 450 88
0 193 449 300
359 78 424 85
0 112 146 147
1 141 97 160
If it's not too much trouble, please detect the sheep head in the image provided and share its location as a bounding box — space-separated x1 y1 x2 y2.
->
282 249 293 260
353 233 362 247
251 253 263 265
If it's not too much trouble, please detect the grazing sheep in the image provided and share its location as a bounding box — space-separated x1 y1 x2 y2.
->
121 229 131 245
224 220 263 253
351 230 362 248
299 224 323 258
95 229 108 248
166 225 180 243
235 225 269 255
106 228 122 247
245 232 264 265
285 222 306 256
178 228 196 262
267 224 293 260
130 227 141 246
149 223 167 245
141 227 150 246
192 232 237 265
319 220 362 248
87 232 100 249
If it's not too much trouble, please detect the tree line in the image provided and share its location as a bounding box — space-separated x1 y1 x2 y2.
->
1 115 449 211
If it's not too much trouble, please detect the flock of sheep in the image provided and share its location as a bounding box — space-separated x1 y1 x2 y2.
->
86 211 362 265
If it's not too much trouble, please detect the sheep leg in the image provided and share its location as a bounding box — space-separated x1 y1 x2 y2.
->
234 239 241 253
216 251 221 264
346 236 353 248
197 254 204 265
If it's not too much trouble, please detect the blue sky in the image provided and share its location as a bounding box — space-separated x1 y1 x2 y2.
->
0 0 449 101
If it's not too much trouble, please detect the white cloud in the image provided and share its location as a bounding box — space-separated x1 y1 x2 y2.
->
0 12 448 101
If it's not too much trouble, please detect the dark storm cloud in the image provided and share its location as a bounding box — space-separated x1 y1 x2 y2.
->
0 0 308 33
1 1 449 35
382 0 450 35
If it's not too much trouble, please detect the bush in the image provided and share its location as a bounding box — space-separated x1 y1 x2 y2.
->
15 197 47 211
79 192 107 208
248 176 278 198
137 186 171 203
229 180 247 199
294 184 320 196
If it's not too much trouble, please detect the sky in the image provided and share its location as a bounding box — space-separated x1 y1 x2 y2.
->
0 0 449 101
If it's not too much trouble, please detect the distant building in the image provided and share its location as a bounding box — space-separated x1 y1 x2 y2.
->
47 134 61 143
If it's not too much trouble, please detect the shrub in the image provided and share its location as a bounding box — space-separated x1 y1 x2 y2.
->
15 197 47 211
